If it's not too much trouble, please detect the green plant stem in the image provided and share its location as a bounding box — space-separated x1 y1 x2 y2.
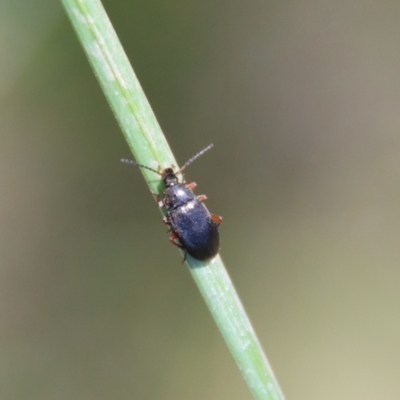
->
61 1 285 399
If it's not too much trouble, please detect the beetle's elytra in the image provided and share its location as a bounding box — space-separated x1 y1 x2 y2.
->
122 144 222 261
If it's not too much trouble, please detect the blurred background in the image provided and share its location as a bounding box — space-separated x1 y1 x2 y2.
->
1 0 400 399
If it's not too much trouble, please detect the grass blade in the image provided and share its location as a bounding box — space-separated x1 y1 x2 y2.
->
61 1 285 398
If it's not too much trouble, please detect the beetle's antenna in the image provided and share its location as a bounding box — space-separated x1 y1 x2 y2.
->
121 159 162 175
178 144 214 174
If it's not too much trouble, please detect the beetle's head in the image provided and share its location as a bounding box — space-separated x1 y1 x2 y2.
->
121 144 214 188
162 168 179 187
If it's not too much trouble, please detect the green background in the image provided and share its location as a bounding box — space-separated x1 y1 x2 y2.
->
1 1 400 399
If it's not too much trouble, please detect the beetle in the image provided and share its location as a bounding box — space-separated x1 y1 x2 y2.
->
122 144 222 261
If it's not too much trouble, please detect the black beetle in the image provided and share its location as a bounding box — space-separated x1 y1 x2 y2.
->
122 144 222 261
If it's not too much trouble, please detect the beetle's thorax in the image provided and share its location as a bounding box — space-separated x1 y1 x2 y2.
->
163 184 195 210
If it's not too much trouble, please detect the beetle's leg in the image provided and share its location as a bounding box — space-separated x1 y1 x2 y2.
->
151 191 164 207
181 250 188 264
169 231 184 249
169 231 188 263
211 214 223 225
197 194 207 202
169 232 188 263
163 216 173 232
157 196 165 208
150 191 161 202
186 182 197 191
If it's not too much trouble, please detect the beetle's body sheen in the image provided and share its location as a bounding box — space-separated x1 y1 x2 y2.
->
122 144 222 262
162 169 220 260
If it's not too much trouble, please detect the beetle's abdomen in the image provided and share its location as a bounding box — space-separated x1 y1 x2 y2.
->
169 200 220 260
